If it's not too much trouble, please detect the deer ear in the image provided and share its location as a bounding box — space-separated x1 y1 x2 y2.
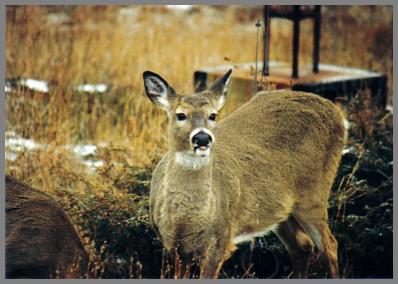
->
206 69 232 111
143 71 176 111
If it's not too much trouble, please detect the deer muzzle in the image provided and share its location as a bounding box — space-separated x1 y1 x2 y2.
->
190 128 214 157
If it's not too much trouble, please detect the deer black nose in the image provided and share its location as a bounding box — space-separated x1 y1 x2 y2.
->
192 131 212 147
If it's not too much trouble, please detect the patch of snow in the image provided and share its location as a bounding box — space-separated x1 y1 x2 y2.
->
75 84 108 93
5 130 107 172
166 5 194 12
82 160 104 173
118 6 140 16
19 78 49 93
5 133 41 162
5 131 107 172
46 12 71 25
386 104 393 114
72 145 98 157
6 137 40 151
5 152 17 162
83 160 104 168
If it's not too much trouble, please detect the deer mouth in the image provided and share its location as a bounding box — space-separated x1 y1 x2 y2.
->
193 144 211 157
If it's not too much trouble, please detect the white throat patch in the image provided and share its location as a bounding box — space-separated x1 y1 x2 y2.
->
175 151 210 170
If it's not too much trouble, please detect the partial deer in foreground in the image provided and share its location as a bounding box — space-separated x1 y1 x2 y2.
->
143 69 345 278
6 175 90 278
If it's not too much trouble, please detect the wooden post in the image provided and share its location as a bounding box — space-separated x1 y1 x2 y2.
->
292 6 300 78
312 5 321 73
262 5 270 76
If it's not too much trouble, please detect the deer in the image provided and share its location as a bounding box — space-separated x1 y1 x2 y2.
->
143 69 345 279
5 175 90 279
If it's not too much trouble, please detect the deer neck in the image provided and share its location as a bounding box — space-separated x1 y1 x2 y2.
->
158 151 217 242
165 149 215 203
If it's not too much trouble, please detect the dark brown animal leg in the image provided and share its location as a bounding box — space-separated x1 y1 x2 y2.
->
274 216 315 278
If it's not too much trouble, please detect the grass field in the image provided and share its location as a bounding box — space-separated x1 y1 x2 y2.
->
5 5 393 279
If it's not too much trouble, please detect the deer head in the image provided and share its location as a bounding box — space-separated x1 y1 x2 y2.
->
143 69 232 169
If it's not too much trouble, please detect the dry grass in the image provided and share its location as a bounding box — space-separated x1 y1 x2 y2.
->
6 5 393 172
5 5 393 279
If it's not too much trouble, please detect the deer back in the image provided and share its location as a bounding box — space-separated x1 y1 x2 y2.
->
5 175 90 279
212 90 346 233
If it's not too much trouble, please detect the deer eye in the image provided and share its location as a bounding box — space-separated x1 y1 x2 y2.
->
209 113 217 121
176 113 187 121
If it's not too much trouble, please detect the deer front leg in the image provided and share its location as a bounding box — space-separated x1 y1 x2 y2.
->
199 238 235 279
160 248 174 279
179 253 196 279
174 249 195 279
161 247 197 279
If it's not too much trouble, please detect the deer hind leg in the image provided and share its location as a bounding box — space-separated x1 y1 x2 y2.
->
274 216 315 278
318 224 339 278
293 216 339 278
